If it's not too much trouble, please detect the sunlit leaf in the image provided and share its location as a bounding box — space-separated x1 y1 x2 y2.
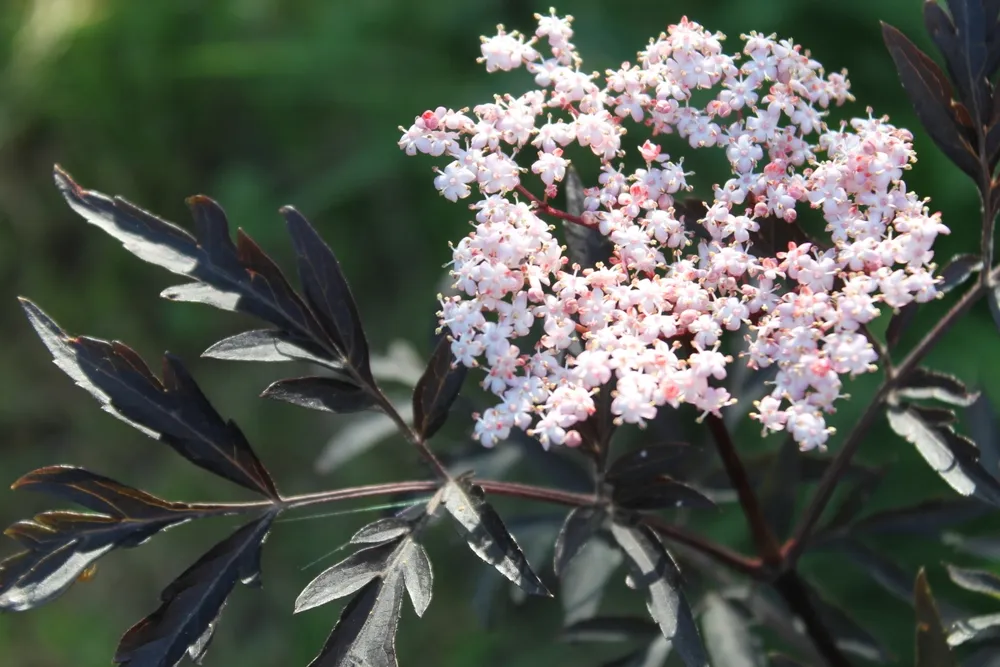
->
0 467 228 612
202 328 330 365
553 506 604 577
897 368 980 406
610 521 707 667
946 564 1000 600
887 404 1000 505
114 511 275 667
439 477 551 597
262 376 377 414
20 299 278 498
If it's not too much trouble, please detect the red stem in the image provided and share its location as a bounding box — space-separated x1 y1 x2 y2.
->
516 184 597 229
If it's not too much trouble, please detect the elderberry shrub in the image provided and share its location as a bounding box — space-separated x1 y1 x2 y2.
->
5 3 1000 667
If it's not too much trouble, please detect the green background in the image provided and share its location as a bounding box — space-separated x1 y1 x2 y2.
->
0 0 997 665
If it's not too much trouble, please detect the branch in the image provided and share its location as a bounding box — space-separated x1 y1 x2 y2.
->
705 414 783 567
787 260 1000 561
515 184 596 228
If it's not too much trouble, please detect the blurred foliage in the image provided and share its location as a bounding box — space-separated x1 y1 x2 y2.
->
1 0 999 665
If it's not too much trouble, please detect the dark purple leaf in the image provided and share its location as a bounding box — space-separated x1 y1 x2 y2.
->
830 539 915 604
923 0 992 123
819 466 887 536
574 379 618 464
280 206 372 379
202 328 330 365
553 506 604 576
612 476 716 512
609 521 707 667
439 476 551 597
0 467 227 612
915 569 957 667
306 577 405 667
261 376 377 414
939 253 983 294
562 166 612 270
20 299 278 498
803 583 892 662
605 443 690 485
886 302 919 350
850 497 990 535
295 532 431 618
412 336 467 440
887 403 1000 505
114 512 275 667
882 22 981 179
897 368 980 406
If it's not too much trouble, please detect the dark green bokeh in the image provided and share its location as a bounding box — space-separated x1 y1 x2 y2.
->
0 0 997 665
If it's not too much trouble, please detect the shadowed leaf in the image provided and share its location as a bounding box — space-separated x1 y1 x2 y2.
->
562 166 612 269
281 206 372 379
850 497 989 535
758 437 800 539
923 0 995 123
0 467 229 612
612 476 715 512
887 403 1000 505
915 569 957 667
20 299 278 498
262 376 377 414
553 506 605 576
114 512 275 667
606 444 690 485
967 392 1000 481
833 539 915 604
882 22 981 179
561 537 623 624
316 401 411 474
440 477 551 597
562 616 659 643
897 368 980 406
886 302 919 350
412 336 467 440
610 521 707 667
938 253 983 294
295 523 431 617
701 592 764 667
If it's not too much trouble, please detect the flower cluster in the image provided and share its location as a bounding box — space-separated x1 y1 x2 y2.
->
399 11 948 451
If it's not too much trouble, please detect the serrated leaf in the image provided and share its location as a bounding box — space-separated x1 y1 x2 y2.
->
887 403 1000 505
295 530 432 618
562 166 612 270
439 477 551 597
915 569 958 667
923 0 993 124
20 299 278 498
897 368 980 406
202 328 330 365
262 376 377 413
306 575 404 667
609 521 707 667
882 22 981 179
52 168 341 365
553 506 604 576
701 592 764 667
350 518 414 546
612 476 715 512
114 511 275 667
947 564 1000 600
412 336 467 440
280 206 372 379
0 467 227 612
561 537 623 624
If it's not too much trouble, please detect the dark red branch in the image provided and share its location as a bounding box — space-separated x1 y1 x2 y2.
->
516 184 597 228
